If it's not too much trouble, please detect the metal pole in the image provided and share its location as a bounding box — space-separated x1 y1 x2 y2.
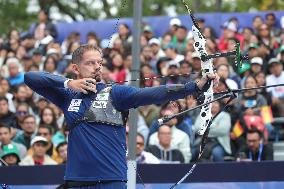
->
127 0 142 189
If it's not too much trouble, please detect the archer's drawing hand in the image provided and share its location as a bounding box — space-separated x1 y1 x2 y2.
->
67 78 97 94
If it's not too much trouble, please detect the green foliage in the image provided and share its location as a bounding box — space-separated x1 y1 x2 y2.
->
0 0 36 37
0 0 284 37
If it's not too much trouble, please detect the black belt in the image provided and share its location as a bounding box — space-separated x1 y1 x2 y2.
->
56 180 126 189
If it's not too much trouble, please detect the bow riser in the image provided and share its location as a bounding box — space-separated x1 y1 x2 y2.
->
192 25 214 135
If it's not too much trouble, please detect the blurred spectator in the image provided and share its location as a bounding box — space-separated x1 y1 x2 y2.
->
216 64 238 89
13 115 36 149
0 78 14 112
193 101 231 162
37 124 60 162
138 105 160 128
148 38 165 66
252 16 264 35
237 128 273 161
15 102 30 127
255 71 273 105
29 9 58 40
6 57 24 88
266 58 284 117
257 24 279 55
0 96 17 130
56 141 68 164
146 125 184 163
39 106 59 133
170 25 188 55
218 21 244 52
20 136 57 165
136 133 160 164
178 60 193 83
86 32 100 47
43 55 59 75
143 25 154 41
265 13 281 37
168 18 182 36
149 108 191 163
190 52 202 73
110 23 132 51
164 43 184 65
0 143 21 166
250 57 263 74
0 123 26 158
160 61 181 85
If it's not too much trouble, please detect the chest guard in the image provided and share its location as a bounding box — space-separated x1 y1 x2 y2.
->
82 87 127 127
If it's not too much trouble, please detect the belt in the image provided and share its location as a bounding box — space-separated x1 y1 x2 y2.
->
56 180 126 189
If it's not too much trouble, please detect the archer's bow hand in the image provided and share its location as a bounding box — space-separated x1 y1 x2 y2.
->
196 73 219 91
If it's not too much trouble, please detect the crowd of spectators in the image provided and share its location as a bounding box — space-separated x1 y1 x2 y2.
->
0 9 284 166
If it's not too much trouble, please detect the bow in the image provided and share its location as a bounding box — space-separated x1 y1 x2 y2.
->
182 0 214 135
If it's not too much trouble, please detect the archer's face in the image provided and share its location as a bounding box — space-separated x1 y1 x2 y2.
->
73 50 103 81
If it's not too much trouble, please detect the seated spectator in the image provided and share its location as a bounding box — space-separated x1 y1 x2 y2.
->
6 57 24 89
164 43 184 65
146 125 184 163
136 133 160 164
148 38 165 65
216 64 238 89
149 108 191 163
0 123 26 158
20 136 57 165
193 101 231 162
40 106 59 133
170 25 188 55
266 58 284 117
0 77 15 112
0 97 17 137
250 57 263 75
160 61 181 85
43 55 59 75
0 143 21 166
13 115 37 149
55 141 68 164
237 128 273 161
36 124 60 162
265 13 281 37
190 51 202 73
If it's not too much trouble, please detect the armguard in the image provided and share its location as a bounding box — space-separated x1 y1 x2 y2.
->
166 84 185 92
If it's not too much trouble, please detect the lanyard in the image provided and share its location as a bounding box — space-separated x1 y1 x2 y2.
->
249 143 263 162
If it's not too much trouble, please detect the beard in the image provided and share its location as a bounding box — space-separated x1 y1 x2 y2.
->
95 74 101 82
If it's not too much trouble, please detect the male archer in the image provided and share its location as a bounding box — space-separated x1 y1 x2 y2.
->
24 44 219 189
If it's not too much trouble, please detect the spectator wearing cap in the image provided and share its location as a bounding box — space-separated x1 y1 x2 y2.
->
250 57 263 75
160 60 181 85
148 38 165 63
218 21 244 52
35 124 61 163
13 115 37 149
143 25 154 41
191 51 202 73
170 25 188 55
266 58 284 117
247 43 259 59
168 18 182 36
56 141 68 164
164 43 184 66
0 143 21 166
19 136 57 165
6 57 24 88
0 123 27 159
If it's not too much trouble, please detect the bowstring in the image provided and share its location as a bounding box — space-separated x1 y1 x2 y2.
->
106 0 147 188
